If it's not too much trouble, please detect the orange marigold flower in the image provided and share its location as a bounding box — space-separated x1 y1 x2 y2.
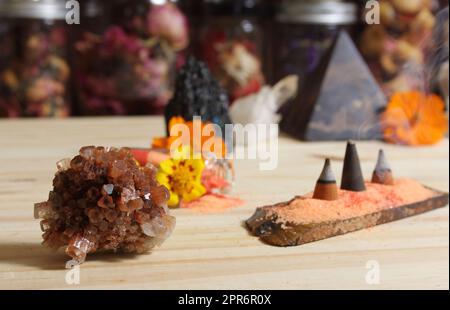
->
152 116 227 158
381 91 448 146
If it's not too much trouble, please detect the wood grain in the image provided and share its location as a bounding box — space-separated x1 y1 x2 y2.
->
0 117 448 289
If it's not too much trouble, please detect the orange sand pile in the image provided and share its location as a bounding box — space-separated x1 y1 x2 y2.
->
180 194 244 214
268 179 436 225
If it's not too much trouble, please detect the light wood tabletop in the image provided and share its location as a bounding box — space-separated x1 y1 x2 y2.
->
0 117 448 289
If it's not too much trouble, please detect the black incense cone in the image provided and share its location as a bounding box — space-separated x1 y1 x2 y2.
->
371 149 394 185
341 141 366 192
313 159 338 201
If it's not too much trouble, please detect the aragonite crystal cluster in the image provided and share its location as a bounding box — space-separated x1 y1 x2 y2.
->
34 146 175 266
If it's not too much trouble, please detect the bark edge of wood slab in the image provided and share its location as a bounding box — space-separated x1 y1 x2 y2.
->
245 187 449 247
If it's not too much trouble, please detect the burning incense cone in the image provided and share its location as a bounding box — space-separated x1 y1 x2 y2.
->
341 141 366 192
371 149 394 185
313 159 338 201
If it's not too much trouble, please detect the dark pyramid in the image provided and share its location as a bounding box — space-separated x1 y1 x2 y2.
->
280 31 386 141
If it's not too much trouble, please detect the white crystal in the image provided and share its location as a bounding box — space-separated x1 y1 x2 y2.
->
34 202 49 219
56 158 71 172
40 220 50 231
229 75 298 145
140 215 176 240
140 222 157 237
103 184 114 195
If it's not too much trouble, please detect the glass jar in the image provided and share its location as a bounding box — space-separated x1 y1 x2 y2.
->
359 0 440 97
178 0 204 57
0 21 13 72
0 19 20 117
75 0 189 115
0 0 71 117
273 0 357 91
198 0 266 103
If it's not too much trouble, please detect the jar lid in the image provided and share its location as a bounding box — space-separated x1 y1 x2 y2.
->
0 0 68 20
203 0 267 17
83 0 102 18
276 0 357 25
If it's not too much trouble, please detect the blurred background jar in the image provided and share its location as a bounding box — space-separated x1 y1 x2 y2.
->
359 0 443 97
75 0 189 116
273 0 357 91
198 0 268 104
0 18 19 117
0 0 71 118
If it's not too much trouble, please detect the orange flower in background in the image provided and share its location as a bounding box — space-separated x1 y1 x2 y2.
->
152 117 227 158
381 91 448 146
152 116 185 149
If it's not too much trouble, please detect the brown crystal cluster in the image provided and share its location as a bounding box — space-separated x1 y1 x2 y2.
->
34 146 175 266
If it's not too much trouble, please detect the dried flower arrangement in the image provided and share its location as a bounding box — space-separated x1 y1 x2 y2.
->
75 3 189 115
202 37 265 103
0 23 70 117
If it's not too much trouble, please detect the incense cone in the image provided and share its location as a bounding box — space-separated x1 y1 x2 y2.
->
371 149 394 185
313 159 338 201
341 141 366 192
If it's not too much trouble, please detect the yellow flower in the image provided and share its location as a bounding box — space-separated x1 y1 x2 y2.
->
156 151 206 208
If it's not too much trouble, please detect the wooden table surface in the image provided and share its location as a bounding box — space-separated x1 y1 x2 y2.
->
0 117 448 290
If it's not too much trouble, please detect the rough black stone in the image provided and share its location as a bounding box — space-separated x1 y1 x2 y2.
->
164 57 231 137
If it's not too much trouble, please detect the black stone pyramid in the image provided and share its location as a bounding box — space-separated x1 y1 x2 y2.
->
280 31 386 141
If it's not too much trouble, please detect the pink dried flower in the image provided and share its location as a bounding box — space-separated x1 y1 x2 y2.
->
104 26 142 53
147 3 189 51
0 98 21 117
85 97 126 115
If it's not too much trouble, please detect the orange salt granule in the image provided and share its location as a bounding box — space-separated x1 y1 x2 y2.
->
180 194 244 214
